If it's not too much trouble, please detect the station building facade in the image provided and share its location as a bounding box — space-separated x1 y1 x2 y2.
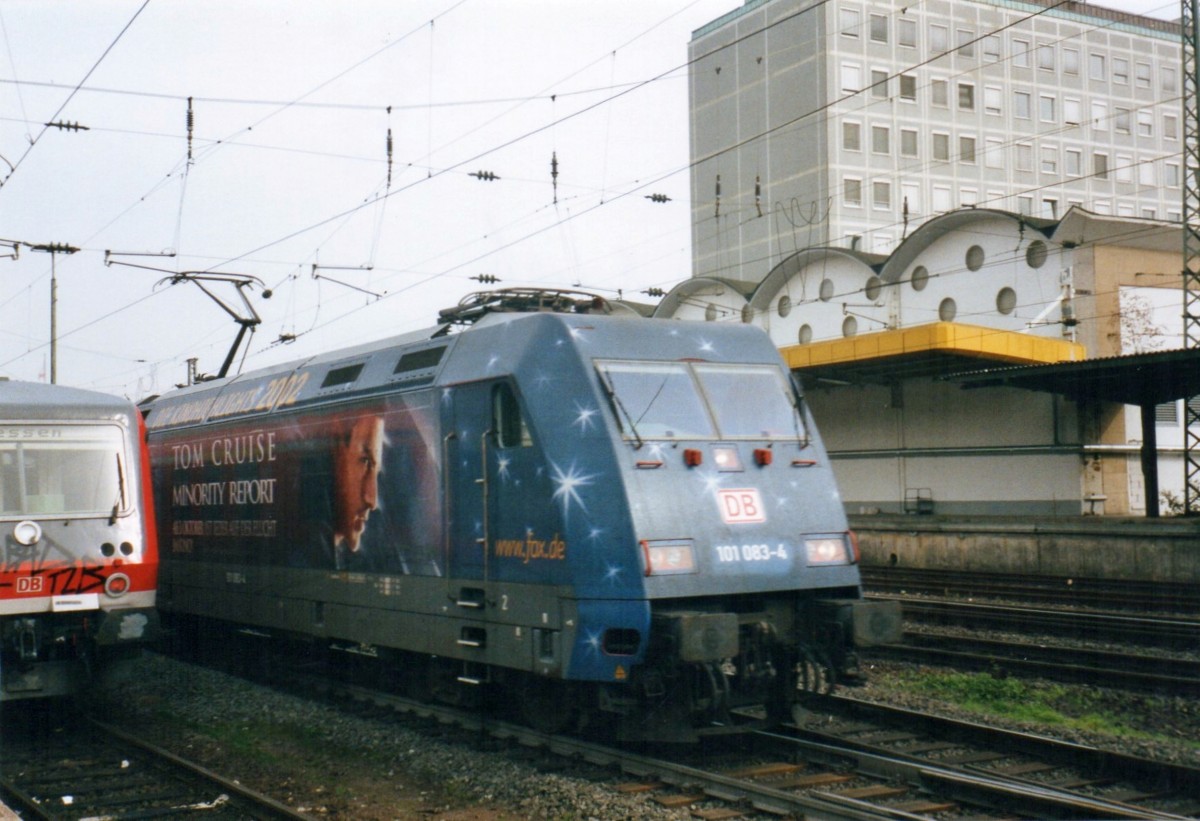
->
688 0 1182 275
654 207 1189 516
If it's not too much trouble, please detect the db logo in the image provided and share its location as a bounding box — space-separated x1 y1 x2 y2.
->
718 488 766 524
16 576 44 594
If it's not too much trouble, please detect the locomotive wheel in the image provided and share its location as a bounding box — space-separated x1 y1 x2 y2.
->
517 675 574 734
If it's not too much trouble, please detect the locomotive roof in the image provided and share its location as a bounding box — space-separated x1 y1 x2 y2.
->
0 379 136 420
143 311 787 432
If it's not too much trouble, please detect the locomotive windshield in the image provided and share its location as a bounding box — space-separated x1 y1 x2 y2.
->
0 424 127 518
597 360 807 441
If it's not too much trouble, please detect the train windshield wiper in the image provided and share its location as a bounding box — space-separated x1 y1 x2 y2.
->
110 453 124 525
599 367 644 449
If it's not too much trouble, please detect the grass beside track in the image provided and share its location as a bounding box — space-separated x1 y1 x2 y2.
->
891 669 1200 751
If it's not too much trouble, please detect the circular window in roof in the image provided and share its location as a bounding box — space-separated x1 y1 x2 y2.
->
966 245 985 272
996 287 1017 315
842 316 858 337
798 324 813 344
819 278 834 301
864 275 883 301
741 304 754 324
778 294 792 318
938 297 957 322
910 265 929 291
1026 240 1048 269
705 303 717 321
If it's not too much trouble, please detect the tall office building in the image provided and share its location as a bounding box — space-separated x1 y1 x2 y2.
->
689 0 1181 280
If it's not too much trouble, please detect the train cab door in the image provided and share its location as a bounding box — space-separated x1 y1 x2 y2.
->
442 381 492 608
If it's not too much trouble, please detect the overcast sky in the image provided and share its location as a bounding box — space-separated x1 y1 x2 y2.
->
0 0 1181 399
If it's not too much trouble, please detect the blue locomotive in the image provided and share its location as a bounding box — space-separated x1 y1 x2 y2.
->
143 290 899 740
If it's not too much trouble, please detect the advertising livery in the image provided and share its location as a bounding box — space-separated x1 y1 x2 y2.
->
144 293 900 740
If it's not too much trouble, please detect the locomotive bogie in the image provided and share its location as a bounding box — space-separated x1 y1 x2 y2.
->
145 305 892 738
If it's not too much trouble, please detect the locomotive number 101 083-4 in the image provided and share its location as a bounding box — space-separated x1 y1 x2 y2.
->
713 543 789 563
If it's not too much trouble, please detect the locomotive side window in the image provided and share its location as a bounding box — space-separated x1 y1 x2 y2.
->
0 424 127 517
694 364 806 440
597 361 715 440
492 383 532 448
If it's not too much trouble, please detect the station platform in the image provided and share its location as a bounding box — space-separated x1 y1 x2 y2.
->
850 513 1200 583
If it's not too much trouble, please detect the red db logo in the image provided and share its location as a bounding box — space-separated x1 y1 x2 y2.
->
718 488 766 524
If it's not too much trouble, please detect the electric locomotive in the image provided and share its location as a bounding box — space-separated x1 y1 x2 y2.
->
0 380 159 702
143 290 899 740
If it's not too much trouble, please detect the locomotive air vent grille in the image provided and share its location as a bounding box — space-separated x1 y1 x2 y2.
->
391 346 447 382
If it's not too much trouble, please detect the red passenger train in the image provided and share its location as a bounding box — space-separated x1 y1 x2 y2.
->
0 381 159 702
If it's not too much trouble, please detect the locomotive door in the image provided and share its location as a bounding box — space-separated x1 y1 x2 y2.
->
442 381 493 607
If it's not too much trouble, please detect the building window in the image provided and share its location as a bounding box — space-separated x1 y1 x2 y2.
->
983 35 1000 61
939 298 958 321
1015 91 1031 119
1089 52 1106 80
910 265 929 290
1017 195 1033 215
900 128 918 157
843 121 862 151
870 13 888 42
1012 38 1030 67
899 74 917 101
958 82 975 110
1166 162 1181 187
1038 44 1055 71
996 287 1017 315
1041 145 1058 174
1165 114 1179 141
931 79 948 107
1142 207 1157 219
1113 57 1129 84
1064 98 1081 125
1093 152 1109 180
932 132 950 161
873 180 891 209
1091 101 1108 131
930 24 948 53
1016 143 1033 171
1139 161 1155 186
871 69 888 99
959 135 976 164
1040 94 1056 123
872 124 890 154
840 7 861 37
985 138 1004 169
1065 148 1082 176
902 182 921 215
841 63 862 93
957 28 975 58
960 187 978 207
898 18 917 47
1137 61 1153 89
844 177 862 206
1063 48 1079 75
1162 65 1176 92
932 185 953 212
1137 111 1152 137
1116 154 1133 183
984 86 1002 115
1114 107 1130 133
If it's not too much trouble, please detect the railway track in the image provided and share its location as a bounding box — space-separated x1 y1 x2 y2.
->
868 631 1200 696
861 566 1200 614
289 668 1200 819
0 707 306 820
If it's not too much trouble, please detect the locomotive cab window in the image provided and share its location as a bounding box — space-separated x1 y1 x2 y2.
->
492 383 532 448
597 360 807 442
0 424 128 517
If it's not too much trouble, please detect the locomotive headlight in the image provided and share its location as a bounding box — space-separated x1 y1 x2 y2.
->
641 539 697 576
13 520 42 546
805 536 851 565
104 572 131 598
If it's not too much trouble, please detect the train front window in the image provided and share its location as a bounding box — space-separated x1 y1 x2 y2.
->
694 364 806 440
597 361 715 440
0 424 127 517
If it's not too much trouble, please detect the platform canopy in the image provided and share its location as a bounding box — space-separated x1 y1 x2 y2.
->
953 347 1200 518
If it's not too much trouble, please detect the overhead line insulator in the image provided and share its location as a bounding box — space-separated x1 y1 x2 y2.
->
470 170 500 181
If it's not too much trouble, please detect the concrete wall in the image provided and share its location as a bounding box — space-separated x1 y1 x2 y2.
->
852 514 1200 582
